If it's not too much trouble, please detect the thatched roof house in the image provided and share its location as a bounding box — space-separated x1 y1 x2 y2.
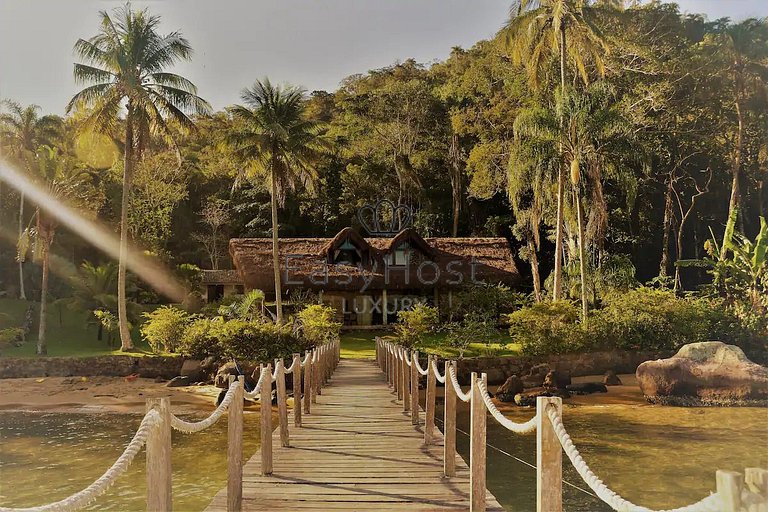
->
228 228 519 327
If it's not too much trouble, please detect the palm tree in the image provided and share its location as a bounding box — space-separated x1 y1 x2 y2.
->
503 0 608 300
61 261 119 341
514 83 638 322
712 18 768 253
0 101 62 300
17 146 102 354
68 4 210 350
227 79 326 324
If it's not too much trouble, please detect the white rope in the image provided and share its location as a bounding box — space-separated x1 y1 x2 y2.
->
284 358 297 374
546 406 723 512
403 350 412 367
413 355 429 376
244 367 269 400
447 365 471 402
477 380 537 434
301 352 311 366
170 379 242 433
431 358 446 384
270 362 280 382
0 410 161 512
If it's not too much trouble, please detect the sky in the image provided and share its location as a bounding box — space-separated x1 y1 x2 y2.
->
1 0 766 115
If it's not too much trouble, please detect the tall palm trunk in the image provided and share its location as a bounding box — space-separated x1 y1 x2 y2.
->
659 174 674 277
270 162 284 324
574 188 588 325
552 24 567 300
18 192 26 300
118 110 135 351
528 239 542 302
722 97 744 258
37 234 50 356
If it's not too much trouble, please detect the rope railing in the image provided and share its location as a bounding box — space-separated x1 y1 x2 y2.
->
1 338 342 512
373 338 766 512
0 409 161 512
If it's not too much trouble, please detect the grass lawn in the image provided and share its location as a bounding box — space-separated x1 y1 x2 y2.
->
0 298 155 358
340 329 521 359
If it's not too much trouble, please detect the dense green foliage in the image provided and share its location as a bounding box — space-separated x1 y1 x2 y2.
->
297 304 341 346
395 303 439 348
140 305 190 353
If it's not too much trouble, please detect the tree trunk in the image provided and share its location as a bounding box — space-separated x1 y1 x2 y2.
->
118 110 135 351
528 239 542 302
575 190 588 325
449 133 462 237
552 24 568 300
659 175 674 278
37 238 50 356
722 98 744 258
270 166 284 324
18 191 26 300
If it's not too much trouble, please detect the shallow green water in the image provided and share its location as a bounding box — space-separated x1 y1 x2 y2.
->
452 404 768 511
0 412 261 511
1 405 766 512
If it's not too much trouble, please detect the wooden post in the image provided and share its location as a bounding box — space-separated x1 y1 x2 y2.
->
227 376 244 512
402 349 411 413
292 353 302 427
717 470 743 512
536 396 563 512
745 467 768 497
312 350 319 402
303 351 312 414
276 359 289 447
145 397 172 512
444 361 456 477
470 373 487 512
424 355 436 445
261 364 273 476
410 350 419 425
395 348 402 399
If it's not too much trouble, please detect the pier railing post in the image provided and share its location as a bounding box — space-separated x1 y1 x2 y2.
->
716 470 743 512
444 361 456 477
303 351 312 415
227 375 244 512
424 355 436 445
312 350 319 402
395 348 402 399
470 372 487 512
145 397 172 512
292 353 302 427
411 350 419 425
276 359 289 447
261 364 273 476
536 396 563 512
402 348 411 413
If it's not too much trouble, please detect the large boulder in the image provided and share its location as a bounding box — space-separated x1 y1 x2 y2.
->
214 362 240 389
603 370 622 386
636 342 768 406
180 360 207 382
166 376 191 387
543 370 571 390
567 382 608 395
521 363 550 388
496 375 524 402
514 388 570 407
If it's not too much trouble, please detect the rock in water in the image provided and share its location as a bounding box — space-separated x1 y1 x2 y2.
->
603 370 622 386
496 375 524 402
214 362 239 389
636 341 768 406
543 370 571 390
181 359 206 382
514 388 571 407
521 364 550 388
166 376 191 387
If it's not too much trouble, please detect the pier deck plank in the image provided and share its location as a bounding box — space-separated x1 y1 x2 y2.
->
205 358 504 511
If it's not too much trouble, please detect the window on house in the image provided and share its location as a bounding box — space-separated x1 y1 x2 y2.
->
392 242 410 266
334 239 362 264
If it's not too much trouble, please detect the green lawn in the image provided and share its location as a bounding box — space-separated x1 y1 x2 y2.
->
0 298 154 357
340 330 521 359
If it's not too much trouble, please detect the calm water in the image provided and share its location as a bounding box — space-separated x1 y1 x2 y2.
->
0 406 766 511
0 412 262 511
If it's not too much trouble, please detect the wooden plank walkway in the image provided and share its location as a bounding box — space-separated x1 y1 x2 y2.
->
205 358 504 511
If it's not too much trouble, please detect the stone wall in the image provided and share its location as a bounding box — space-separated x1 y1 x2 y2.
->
0 355 184 379
442 349 672 385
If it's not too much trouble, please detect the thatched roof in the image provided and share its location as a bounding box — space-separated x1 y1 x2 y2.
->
230 229 519 293
201 269 242 285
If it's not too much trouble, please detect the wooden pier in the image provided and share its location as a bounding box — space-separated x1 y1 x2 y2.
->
204 358 504 511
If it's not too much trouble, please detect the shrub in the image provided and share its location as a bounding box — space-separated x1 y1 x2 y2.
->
395 303 438 348
216 320 306 362
140 306 190 353
297 304 341 345
508 301 585 355
445 315 498 358
179 317 225 360
452 282 524 323
0 327 25 345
